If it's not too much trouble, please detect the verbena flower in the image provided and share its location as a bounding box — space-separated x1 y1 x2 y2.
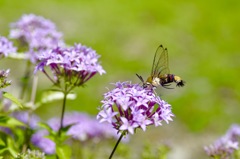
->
9 14 64 63
34 44 105 88
97 81 174 135
31 130 56 155
0 69 11 89
204 124 240 158
0 36 16 57
47 112 118 142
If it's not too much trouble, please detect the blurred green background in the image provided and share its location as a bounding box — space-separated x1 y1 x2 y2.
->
0 0 240 158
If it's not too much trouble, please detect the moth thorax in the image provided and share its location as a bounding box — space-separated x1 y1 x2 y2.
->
152 77 160 87
174 75 182 82
145 77 151 84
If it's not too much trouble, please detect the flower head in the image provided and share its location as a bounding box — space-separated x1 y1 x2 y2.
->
0 36 16 57
11 111 40 129
31 130 56 155
9 14 64 63
204 124 240 158
97 81 174 135
35 44 105 87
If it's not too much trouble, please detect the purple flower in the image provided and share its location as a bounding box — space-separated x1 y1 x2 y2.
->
11 111 40 129
97 81 174 135
0 36 16 57
31 130 56 155
34 44 105 87
204 124 240 158
226 124 240 142
204 136 238 158
9 14 64 63
47 112 118 142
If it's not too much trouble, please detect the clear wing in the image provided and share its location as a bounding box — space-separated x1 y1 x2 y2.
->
151 45 170 77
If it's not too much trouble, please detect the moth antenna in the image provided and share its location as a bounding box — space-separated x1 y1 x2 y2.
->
136 74 144 83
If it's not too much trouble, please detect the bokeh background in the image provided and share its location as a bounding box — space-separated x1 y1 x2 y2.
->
0 0 240 158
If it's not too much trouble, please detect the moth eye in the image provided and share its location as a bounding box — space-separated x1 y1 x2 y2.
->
143 84 148 88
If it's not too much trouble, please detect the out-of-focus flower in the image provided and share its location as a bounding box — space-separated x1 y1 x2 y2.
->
0 36 16 57
11 111 40 129
204 124 240 158
97 81 174 135
31 130 56 155
0 126 12 135
9 14 64 63
47 112 117 142
0 69 11 89
204 136 238 158
226 124 240 142
34 44 105 87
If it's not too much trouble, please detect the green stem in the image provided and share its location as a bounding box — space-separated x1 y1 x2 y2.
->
20 61 32 100
109 132 124 159
30 76 38 105
58 91 67 137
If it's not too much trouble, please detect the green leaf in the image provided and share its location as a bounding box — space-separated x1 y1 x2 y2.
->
0 148 8 154
2 92 23 108
38 122 56 135
35 91 76 109
7 136 18 157
0 115 25 129
0 138 5 146
56 145 71 159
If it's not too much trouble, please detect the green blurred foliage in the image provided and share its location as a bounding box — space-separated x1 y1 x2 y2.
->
0 0 240 157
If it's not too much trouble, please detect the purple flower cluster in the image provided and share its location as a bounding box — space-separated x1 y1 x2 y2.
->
0 126 12 135
97 81 174 135
31 112 119 155
47 112 118 142
204 124 240 158
9 14 64 63
11 111 40 129
31 130 56 155
0 36 16 57
35 44 105 87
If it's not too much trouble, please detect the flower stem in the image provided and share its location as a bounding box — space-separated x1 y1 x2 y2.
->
30 75 38 105
58 91 67 137
20 60 32 100
109 132 124 159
